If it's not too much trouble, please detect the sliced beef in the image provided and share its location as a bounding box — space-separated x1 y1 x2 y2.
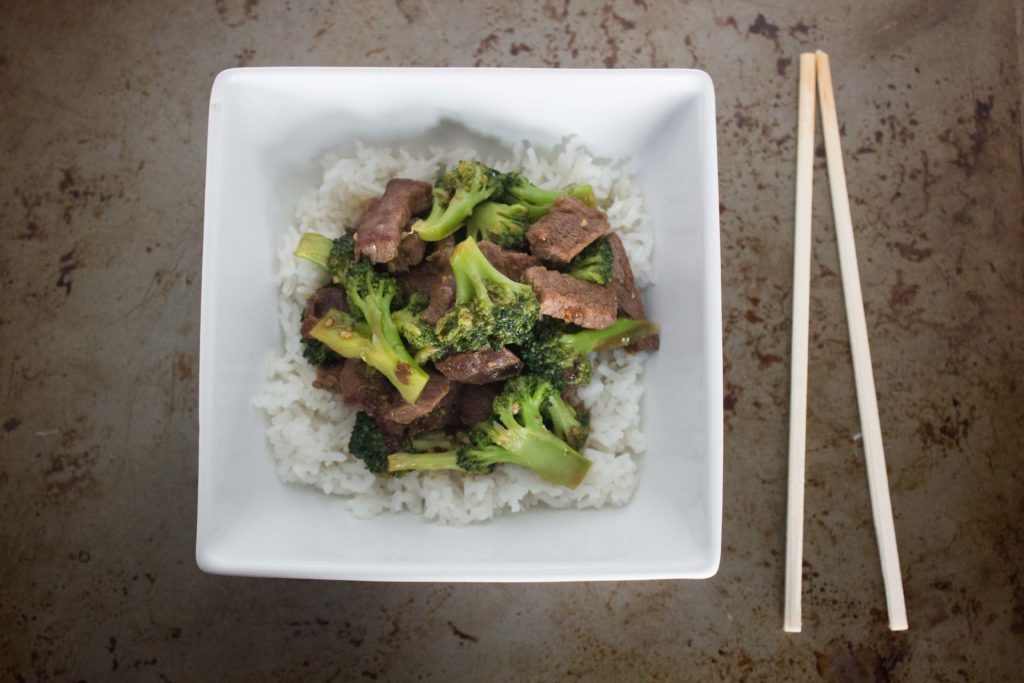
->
606 233 660 351
525 196 609 264
423 270 455 325
477 240 542 282
427 234 456 264
435 348 523 384
301 286 349 337
606 233 644 319
380 374 461 436
396 235 459 323
355 178 432 264
522 266 617 329
386 233 427 273
382 373 451 425
316 360 393 418
396 255 445 298
396 254 454 325
457 383 502 426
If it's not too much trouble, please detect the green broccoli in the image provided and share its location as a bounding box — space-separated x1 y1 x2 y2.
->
386 376 591 488
412 161 506 242
309 261 429 403
500 172 596 219
391 292 447 363
466 201 530 249
565 238 613 286
300 337 341 367
456 376 592 487
434 236 540 352
543 391 590 451
409 430 455 452
348 411 390 475
387 450 462 473
520 317 659 389
384 431 464 473
294 232 356 284
348 413 463 476
308 308 373 358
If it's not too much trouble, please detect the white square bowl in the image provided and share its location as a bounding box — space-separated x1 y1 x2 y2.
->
198 67 722 581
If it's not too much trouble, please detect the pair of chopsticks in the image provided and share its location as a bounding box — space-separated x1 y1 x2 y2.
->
783 51 908 633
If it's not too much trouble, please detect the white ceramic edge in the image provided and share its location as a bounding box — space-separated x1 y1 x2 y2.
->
696 70 724 580
196 67 724 581
196 71 229 574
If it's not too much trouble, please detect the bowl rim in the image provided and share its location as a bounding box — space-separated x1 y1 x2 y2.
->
197 66 723 581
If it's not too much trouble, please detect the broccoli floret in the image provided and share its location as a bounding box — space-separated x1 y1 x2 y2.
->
500 172 596 219
466 201 530 249
300 337 341 367
385 376 592 487
349 413 463 476
294 232 356 284
309 261 429 403
456 376 592 487
520 317 659 389
565 238 613 286
412 161 506 242
544 392 590 451
435 236 540 352
392 292 448 363
348 411 390 475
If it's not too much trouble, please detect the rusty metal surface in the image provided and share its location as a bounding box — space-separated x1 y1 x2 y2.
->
2 0 1022 680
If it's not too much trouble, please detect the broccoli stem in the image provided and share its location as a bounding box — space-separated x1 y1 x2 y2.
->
387 450 461 473
413 201 476 242
450 236 528 307
309 310 373 358
564 317 660 355
505 175 597 210
359 297 429 404
486 403 591 488
294 233 333 269
410 431 454 451
472 434 591 488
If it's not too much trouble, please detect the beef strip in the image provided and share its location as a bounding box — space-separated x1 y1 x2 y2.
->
314 360 393 419
427 234 456 264
606 233 660 351
477 240 542 282
525 196 609 264
423 270 455 325
300 286 349 337
380 374 462 435
435 348 523 384
522 266 617 329
392 234 458 323
386 232 427 273
457 383 502 426
395 252 454 325
355 178 432 264
383 373 451 424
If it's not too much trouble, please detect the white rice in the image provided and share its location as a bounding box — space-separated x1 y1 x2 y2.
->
254 139 655 525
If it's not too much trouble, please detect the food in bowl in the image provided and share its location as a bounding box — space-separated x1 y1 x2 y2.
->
255 140 659 524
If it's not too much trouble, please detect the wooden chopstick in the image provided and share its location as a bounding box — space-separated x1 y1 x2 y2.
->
815 50 909 631
783 52 818 634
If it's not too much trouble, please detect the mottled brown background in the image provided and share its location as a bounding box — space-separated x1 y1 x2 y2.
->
1 0 1022 680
